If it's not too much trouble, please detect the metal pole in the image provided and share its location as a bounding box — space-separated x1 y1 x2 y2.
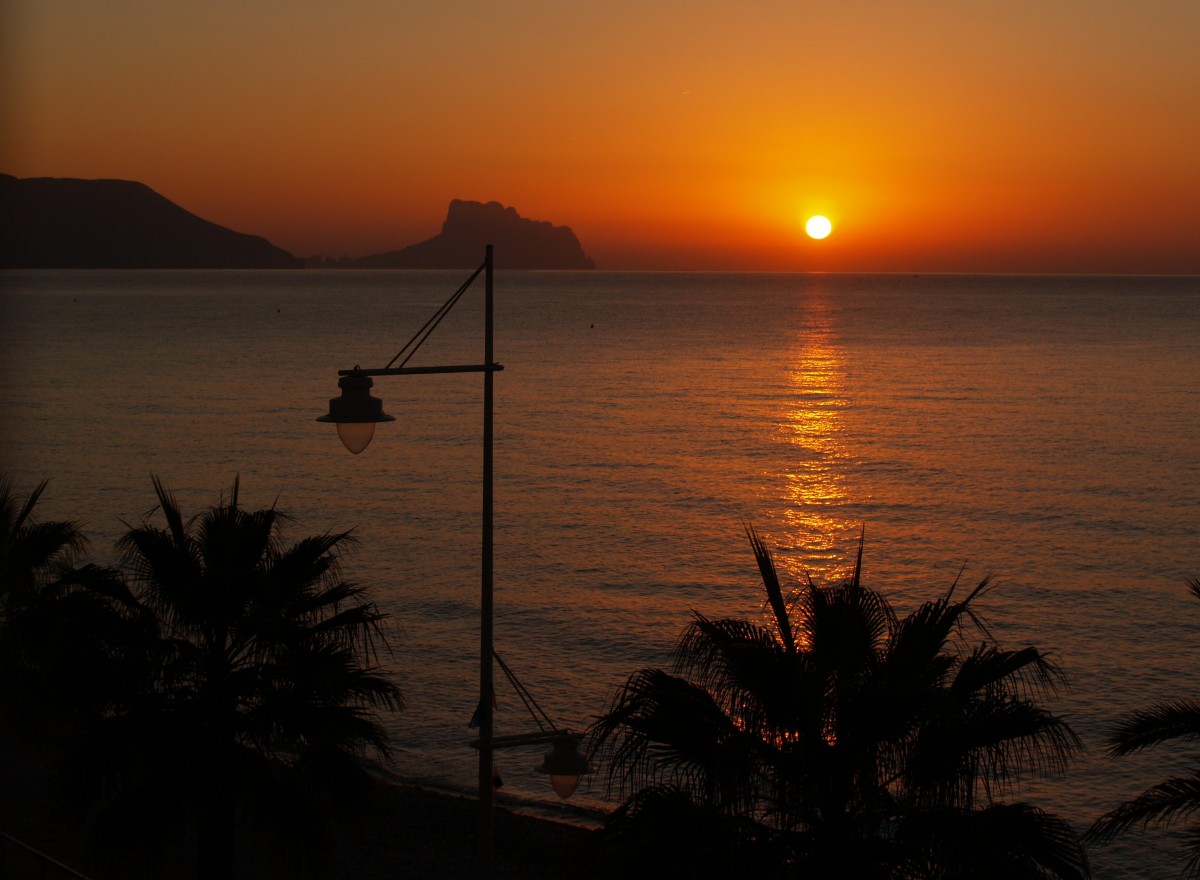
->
479 244 495 879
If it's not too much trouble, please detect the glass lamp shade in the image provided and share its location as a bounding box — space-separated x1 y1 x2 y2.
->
536 734 591 799
316 373 395 454
336 422 377 454
549 773 582 799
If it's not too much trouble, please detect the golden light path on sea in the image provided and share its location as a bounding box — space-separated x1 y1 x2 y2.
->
773 289 863 586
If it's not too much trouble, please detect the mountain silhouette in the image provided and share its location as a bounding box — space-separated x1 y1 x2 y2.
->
356 200 595 270
0 174 301 269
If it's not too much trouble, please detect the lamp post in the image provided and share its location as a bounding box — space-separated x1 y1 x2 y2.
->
317 246 587 879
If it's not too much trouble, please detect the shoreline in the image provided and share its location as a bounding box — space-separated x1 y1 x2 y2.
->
0 735 616 879
367 761 611 829
323 776 614 880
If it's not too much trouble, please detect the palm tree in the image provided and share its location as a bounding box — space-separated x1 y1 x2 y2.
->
0 473 85 623
590 527 1088 880
1088 577 1200 877
61 477 403 880
0 474 95 732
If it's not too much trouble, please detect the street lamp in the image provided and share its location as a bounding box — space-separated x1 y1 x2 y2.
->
539 732 592 798
319 373 394 454
317 246 589 879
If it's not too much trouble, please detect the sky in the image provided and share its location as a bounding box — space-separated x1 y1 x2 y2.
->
3 0 1199 272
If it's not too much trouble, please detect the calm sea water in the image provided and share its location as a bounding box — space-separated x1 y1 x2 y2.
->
2 269 1199 878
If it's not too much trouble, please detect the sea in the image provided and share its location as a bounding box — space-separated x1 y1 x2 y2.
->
2 269 1199 878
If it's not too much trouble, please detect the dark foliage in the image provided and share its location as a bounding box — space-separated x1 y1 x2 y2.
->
590 527 1088 880
1088 578 1200 877
1 476 403 880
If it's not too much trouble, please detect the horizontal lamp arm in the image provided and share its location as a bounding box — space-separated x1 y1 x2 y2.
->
338 363 504 377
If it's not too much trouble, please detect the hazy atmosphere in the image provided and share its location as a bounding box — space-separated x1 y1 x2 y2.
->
4 0 1199 271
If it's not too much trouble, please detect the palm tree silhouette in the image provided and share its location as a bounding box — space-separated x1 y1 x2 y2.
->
0 474 85 622
1088 577 1200 878
590 527 1089 880
59 477 403 879
0 474 97 732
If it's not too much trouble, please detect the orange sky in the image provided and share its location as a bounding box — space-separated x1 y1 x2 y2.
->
3 1 1198 272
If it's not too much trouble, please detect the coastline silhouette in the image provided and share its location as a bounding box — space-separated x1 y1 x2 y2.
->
0 175 594 271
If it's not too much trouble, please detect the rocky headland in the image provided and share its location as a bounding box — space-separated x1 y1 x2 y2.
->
0 174 302 269
355 199 595 270
0 176 594 270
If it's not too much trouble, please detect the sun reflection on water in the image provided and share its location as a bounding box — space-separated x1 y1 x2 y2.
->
766 289 865 585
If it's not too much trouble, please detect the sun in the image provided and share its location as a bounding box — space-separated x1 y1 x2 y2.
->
805 215 833 240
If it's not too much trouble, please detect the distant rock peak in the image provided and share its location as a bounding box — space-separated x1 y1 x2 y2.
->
357 200 595 270
445 199 521 227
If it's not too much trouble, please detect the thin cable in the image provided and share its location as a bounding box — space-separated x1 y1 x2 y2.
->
494 650 556 732
384 260 487 370
494 652 552 732
390 277 469 369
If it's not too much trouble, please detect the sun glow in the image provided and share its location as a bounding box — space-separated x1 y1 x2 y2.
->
806 215 833 240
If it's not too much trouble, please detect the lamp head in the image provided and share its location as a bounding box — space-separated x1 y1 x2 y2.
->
535 733 592 799
317 373 395 454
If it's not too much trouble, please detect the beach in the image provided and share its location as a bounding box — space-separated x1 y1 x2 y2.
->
0 733 613 879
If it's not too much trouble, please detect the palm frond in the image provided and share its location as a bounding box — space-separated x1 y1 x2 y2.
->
150 475 188 547
4 521 88 585
954 644 1064 703
591 667 758 811
1183 825 1200 879
1089 772 1200 843
884 596 959 690
6 475 47 533
675 613 778 685
907 696 1080 810
1107 701 1200 756
850 524 865 589
0 475 87 604
676 613 820 743
800 575 893 678
745 524 795 653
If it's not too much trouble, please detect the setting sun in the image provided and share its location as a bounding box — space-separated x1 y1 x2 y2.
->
806 216 833 240
5 1 1199 273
